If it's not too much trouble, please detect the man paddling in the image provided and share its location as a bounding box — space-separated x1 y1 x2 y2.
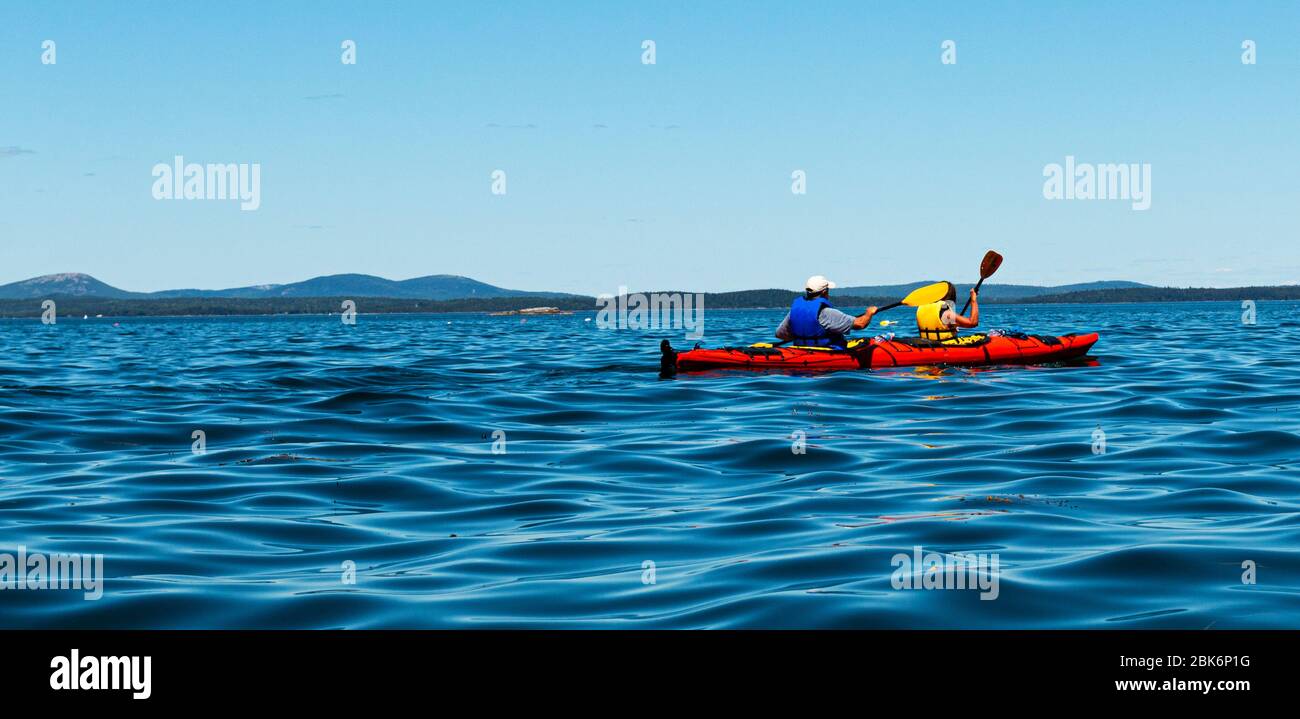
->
775 275 877 349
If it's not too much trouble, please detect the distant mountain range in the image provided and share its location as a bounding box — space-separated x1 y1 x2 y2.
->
2 273 1297 318
0 273 576 301
838 280 1151 300
0 273 1154 302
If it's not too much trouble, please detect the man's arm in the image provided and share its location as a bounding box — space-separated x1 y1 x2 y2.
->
952 290 979 328
820 306 878 334
852 306 878 330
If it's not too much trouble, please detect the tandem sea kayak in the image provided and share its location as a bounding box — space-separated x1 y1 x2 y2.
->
661 332 1099 374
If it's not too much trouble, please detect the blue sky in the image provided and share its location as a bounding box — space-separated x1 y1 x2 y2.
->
2 1 1298 294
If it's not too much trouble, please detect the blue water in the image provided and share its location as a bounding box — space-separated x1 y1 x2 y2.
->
1 302 1298 628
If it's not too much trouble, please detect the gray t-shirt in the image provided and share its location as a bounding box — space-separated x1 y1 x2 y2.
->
775 305 856 340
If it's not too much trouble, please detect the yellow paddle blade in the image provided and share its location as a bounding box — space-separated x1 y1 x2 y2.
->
900 282 952 307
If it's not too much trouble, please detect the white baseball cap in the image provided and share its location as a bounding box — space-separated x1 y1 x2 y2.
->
804 275 836 293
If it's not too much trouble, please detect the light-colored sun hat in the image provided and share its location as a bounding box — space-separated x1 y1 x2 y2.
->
804 275 836 293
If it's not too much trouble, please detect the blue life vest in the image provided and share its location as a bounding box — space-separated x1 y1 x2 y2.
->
788 295 845 348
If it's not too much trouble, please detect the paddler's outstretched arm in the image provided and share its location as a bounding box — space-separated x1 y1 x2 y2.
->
851 306 878 330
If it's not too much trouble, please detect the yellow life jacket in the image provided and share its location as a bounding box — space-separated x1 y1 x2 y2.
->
916 300 957 341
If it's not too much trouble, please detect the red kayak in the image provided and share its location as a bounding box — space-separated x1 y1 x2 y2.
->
662 332 1099 373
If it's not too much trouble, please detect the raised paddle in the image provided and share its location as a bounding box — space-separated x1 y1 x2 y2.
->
960 250 1003 315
